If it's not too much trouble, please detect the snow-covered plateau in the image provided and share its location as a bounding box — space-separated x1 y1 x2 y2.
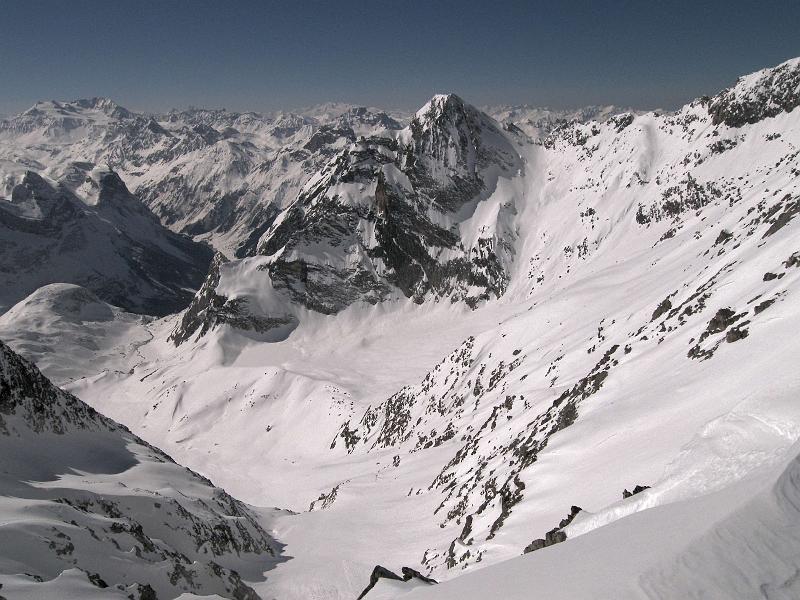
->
1 56 799 599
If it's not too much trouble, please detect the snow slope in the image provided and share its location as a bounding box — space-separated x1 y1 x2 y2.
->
392 440 800 599
1 57 799 599
0 283 151 385
0 340 286 599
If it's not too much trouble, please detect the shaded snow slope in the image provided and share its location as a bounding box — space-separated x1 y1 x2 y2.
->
0 340 286 599
0 166 212 316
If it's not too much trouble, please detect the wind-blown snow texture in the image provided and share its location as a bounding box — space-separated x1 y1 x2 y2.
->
1 57 800 600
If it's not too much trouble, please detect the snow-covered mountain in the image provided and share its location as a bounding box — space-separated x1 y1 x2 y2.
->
0 283 151 385
0 164 212 316
1 56 800 599
484 104 639 140
0 339 286 599
0 99 405 255
169 93 524 344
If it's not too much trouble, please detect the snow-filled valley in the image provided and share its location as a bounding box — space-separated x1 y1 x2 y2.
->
1 56 799 599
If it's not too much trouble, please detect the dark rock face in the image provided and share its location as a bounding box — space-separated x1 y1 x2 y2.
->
523 505 582 554
688 307 749 360
622 484 651 499
636 174 723 225
361 565 404 596
707 308 738 334
725 326 749 343
754 298 776 315
0 340 107 435
304 124 355 153
609 113 634 132
762 195 800 238
308 484 340 511
233 203 282 258
336 106 403 132
0 167 212 316
714 229 733 245
709 58 800 128
400 566 437 584
133 583 157 600
356 565 437 599
170 252 230 344
651 298 673 321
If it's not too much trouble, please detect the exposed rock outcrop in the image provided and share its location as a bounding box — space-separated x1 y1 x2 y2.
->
356 565 437 599
523 505 582 554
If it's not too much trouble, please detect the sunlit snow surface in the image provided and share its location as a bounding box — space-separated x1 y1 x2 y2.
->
1 58 800 598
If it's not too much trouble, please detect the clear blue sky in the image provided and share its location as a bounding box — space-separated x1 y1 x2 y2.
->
1 0 798 115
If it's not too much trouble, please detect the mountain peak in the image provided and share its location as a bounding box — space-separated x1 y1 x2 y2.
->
71 97 133 117
336 106 403 131
19 97 134 121
405 92 520 180
415 93 469 120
